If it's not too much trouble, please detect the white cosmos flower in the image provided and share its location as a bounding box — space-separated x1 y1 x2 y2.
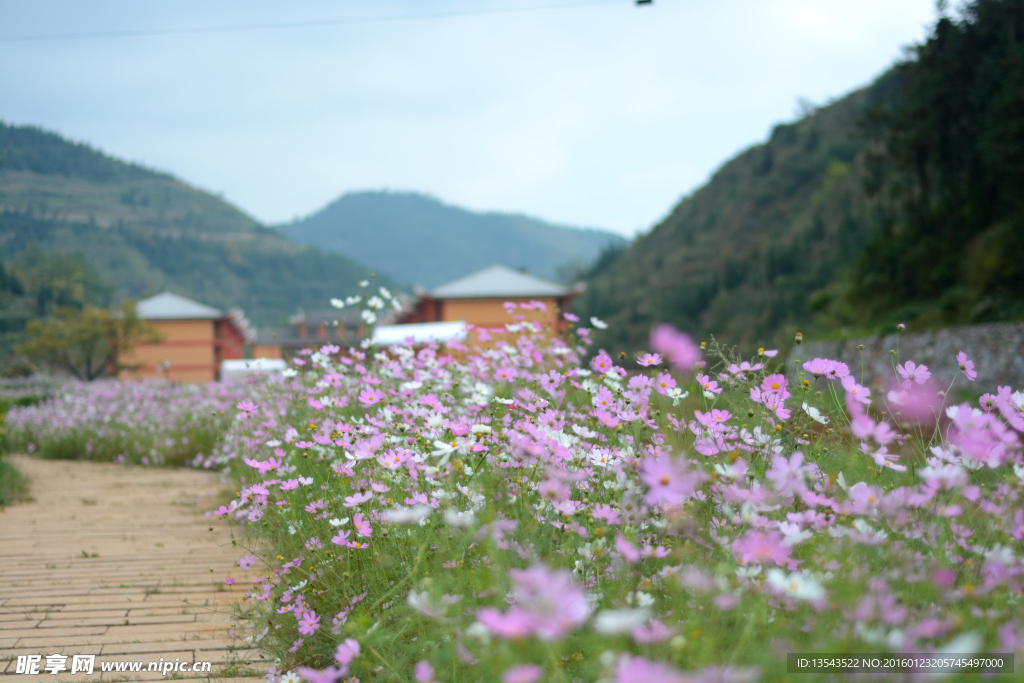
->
401 381 424 391
282 368 298 378
361 310 378 324
367 296 384 310
346 295 362 305
572 424 598 439
802 402 829 424
590 317 608 329
385 506 433 524
765 568 825 602
666 388 689 405
593 608 650 634
330 298 345 309
444 508 476 527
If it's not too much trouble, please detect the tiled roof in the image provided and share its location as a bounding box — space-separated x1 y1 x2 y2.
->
429 264 570 299
136 292 223 320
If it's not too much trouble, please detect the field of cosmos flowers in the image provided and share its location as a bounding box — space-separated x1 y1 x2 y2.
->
6 285 1024 683
4 380 249 466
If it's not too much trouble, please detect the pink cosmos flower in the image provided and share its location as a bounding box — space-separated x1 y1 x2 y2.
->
637 353 662 367
593 386 616 409
414 661 438 683
732 529 791 566
353 513 372 537
897 360 931 388
343 491 373 508
239 555 256 569
476 564 591 641
591 353 615 374
886 379 941 421
592 503 620 524
495 366 518 381
335 638 360 666
650 325 700 372
296 666 346 683
503 664 543 683
979 393 997 411
640 455 705 507
615 534 642 563
654 371 677 395
614 654 688 683
956 351 977 381
697 373 722 395
632 619 676 642
803 358 849 380
760 374 789 395
947 402 1020 467
331 530 351 546
297 610 320 635
765 451 815 497
236 400 257 413
358 388 384 406
842 375 871 405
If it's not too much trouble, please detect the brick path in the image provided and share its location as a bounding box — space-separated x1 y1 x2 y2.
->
1 456 261 682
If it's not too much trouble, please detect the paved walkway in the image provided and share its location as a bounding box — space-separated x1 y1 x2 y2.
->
1 456 261 682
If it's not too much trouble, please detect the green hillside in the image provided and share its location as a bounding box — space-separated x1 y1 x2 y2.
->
579 0 1024 355
278 191 625 289
577 84 877 353
0 123 382 328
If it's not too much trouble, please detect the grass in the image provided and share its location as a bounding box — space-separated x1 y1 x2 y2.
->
0 454 29 506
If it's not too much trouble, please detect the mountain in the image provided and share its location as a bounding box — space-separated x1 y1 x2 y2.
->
576 84 878 354
0 123 383 328
277 191 625 290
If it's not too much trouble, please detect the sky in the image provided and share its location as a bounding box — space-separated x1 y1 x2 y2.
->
1 0 938 236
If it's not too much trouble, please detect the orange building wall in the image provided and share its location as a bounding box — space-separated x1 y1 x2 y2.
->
440 298 562 328
126 320 218 383
250 344 283 359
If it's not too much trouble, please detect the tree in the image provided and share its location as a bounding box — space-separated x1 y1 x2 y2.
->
11 245 112 317
853 0 1024 323
17 301 162 380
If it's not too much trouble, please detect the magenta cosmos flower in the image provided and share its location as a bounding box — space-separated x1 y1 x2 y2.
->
649 324 700 372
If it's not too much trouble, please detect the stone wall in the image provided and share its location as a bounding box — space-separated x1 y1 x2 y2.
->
785 322 1024 390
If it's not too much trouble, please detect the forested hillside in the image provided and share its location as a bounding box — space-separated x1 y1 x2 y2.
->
578 84 877 353
579 0 1024 354
0 124 382 327
279 191 624 289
